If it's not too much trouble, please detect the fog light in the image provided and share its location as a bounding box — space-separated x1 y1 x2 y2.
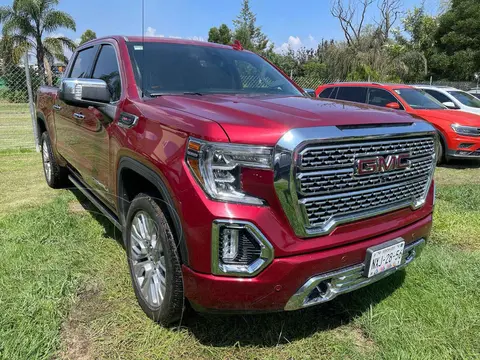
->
459 143 474 149
221 228 239 262
212 220 274 277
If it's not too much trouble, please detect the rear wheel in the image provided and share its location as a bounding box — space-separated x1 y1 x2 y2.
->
125 193 184 325
41 132 68 188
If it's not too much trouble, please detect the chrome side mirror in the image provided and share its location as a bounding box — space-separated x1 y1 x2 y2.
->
59 78 110 105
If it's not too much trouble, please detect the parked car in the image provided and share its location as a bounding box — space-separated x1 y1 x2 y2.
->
414 85 480 115
468 88 480 99
36 38 436 325
316 82 480 163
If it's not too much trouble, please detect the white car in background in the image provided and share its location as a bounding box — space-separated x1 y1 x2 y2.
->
468 88 480 99
415 85 480 116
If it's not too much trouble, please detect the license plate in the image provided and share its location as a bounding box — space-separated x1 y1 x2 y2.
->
365 239 405 278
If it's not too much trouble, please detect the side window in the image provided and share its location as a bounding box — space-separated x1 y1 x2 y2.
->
69 47 97 78
319 87 335 98
92 44 121 102
335 87 367 104
424 89 451 104
368 88 403 108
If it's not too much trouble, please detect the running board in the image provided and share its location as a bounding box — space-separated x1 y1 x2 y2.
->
68 174 123 231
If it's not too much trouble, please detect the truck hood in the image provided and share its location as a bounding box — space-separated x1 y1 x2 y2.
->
412 109 480 127
150 94 420 145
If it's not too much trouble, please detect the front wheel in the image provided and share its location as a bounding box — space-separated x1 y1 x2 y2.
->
125 193 184 325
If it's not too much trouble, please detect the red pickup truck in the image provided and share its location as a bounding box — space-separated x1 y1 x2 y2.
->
36 36 436 325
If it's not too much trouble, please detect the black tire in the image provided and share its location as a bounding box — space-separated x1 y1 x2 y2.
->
125 193 184 325
41 132 68 188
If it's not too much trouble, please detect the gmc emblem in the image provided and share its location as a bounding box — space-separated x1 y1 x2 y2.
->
355 153 411 176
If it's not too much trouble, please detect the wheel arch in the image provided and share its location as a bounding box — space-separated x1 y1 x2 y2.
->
117 157 189 265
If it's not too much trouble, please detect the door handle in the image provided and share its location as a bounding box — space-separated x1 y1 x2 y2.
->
73 113 85 120
53 104 61 111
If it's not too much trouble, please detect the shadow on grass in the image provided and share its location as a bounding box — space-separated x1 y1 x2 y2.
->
67 186 406 348
182 271 406 347
439 158 480 169
69 188 124 247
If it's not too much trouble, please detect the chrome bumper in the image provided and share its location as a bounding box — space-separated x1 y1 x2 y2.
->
284 238 425 311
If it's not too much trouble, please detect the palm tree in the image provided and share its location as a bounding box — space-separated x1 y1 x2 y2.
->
0 0 76 85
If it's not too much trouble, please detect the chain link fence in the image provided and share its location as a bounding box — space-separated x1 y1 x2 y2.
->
0 59 42 151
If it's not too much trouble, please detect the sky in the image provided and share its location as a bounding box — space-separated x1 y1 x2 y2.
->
0 0 443 54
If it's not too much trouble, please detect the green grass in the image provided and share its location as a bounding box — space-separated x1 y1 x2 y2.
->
0 102 35 151
0 149 479 359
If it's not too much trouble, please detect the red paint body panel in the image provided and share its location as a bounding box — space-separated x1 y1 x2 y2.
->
36 37 436 312
183 213 432 311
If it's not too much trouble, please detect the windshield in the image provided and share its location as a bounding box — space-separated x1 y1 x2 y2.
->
394 88 445 109
448 91 480 108
127 42 302 97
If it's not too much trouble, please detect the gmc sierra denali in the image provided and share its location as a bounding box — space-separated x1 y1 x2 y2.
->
36 36 437 325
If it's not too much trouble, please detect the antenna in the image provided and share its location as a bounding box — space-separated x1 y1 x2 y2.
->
141 0 145 97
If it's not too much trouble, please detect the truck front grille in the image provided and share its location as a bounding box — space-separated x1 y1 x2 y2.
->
273 125 437 238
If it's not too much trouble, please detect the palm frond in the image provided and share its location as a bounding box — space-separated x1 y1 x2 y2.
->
42 10 76 34
0 6 13 23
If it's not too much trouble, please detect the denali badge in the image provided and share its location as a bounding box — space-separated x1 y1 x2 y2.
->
355 153 411 175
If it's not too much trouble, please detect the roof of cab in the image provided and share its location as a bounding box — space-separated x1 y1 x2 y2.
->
318 82 413 90
81 35 236 50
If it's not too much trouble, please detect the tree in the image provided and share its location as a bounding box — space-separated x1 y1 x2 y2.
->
0 0 76 85
432 0 480 80
208 24 232 45
79 29 96 45
394 6 439 79
377 0 402 42
232 0 268 52
331 0 374 47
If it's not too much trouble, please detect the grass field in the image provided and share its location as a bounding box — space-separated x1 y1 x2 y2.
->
0 106 480 359
0 102 35 151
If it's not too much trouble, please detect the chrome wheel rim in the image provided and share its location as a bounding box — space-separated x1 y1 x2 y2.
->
42 139 52 182
130 211 167 308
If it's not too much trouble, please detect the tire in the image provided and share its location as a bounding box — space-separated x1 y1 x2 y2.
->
41 132 68 188
125 193 184 325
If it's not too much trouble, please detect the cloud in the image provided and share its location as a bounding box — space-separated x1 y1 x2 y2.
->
144 26 164 37
275 34 319 54
188 36 206 42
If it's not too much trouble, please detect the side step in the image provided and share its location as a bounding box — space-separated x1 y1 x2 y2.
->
68 174 123 231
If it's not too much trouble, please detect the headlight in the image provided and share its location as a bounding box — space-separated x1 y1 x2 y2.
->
186 138 273 205
451 124 480 137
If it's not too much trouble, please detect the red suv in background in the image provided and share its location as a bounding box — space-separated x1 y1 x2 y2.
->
316 83 480 163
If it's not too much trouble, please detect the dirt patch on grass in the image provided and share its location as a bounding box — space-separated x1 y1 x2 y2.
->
57 282 109 360
68 200 92 214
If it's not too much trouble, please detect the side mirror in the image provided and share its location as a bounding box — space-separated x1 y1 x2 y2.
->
385 102 401 110
303 88 316 97
442 101 457 109
59 78 110 106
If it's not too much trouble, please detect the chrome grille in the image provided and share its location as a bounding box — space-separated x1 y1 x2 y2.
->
273 124 437 238
297 136 435 234
298 153 433 196
299 137 435 170
302 177 428 227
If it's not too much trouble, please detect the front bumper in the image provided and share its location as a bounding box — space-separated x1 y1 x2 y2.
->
447 135 480 159
183 213 432 312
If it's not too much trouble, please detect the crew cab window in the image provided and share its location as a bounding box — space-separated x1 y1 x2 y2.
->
92 44 121 102
318 87 335 98
335 87 367 104
368 88 403 108
126 42 302 96
448 90 480 108
423 89 452 104
69 47 96 78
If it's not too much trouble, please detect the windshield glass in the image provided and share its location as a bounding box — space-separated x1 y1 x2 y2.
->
448 91 480 108
127 42 302 96
394 88 445 109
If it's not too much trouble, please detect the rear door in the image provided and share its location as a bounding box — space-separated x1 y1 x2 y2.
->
54 45 98 172
335 86 368 104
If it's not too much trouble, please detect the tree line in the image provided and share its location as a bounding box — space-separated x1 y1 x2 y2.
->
209 0 480 83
